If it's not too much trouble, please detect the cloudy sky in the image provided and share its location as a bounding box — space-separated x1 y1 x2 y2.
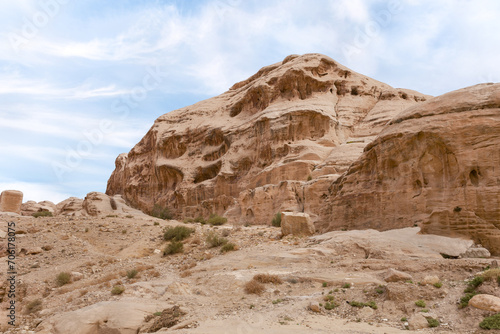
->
0 0 499 203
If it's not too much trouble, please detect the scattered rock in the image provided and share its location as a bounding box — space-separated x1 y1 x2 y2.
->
422 275 440 285
469 294 500 312
357 306 375 319
25 247 43 255
281 212 315 236
408 314 429 330
462 247 491 258
309 302 321 313
71 272 84 281
384 269 412 283
491 260 499 269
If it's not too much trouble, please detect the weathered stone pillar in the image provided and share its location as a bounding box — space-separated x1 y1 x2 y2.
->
0 190 24 214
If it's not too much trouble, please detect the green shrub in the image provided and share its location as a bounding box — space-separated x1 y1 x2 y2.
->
401 317 407 322
163 241 184 255
151 204 173 220
25 299 42 314
221 242 237 253
465 276 485 293
322 282 328 287
427 317 439 328
433 281 443 288
207 214 227 226
349 301 377 309
324 301 338 310
32 211 53 218
415 300 426 308
111 285 125 295
163 226 194 241
479 313 500 330
459 292 477 308
375 285 386 294
272 299 283 304
206 231 228 248
194 216 206 224
342 283 351 289
126 269 138 279
56 272 71 286
271 212 282 227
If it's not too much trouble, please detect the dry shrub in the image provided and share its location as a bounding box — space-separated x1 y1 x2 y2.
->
151 270 161 278
144 306 186 332
253 274 283 285
180 262 196 271
79 289 88 297
96 273 119 284
244 280 265 295
24 299 42 314
137 264 155 272
180 270 192 278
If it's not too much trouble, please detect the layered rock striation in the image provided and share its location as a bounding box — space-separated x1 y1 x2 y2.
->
106 54 429 224
322 83 500 254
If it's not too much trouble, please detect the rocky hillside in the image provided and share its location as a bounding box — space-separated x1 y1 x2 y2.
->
322 83 500 255
106 53 430 225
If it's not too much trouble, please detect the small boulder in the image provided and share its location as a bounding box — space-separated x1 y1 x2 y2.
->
422 275 440 285
26 247 43 255
469 294 500 312
408 314 428 330
281 212 315 236
309 302 321 313
491 260 499 269
357 306 375 319
462 247 491 258
384 269 413 283
71 272 84 281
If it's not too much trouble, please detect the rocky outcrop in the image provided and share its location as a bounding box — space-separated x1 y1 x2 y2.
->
106 53 429 225
21 200 56 216
0 190 23 214
321 83 500 255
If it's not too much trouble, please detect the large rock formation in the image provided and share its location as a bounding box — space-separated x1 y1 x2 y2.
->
106 53 429 224
321 83 500 255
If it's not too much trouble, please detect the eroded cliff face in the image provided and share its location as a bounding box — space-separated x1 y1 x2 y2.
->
321 83 500 255
106 53 429 225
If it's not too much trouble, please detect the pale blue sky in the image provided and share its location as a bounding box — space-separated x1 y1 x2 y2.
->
1 0 499 203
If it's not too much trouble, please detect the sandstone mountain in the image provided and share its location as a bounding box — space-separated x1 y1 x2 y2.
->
106 53 430 226
322 83 500 254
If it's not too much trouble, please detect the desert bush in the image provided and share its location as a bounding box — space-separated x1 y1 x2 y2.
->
482 268 500 281
427 317 440 328
163 241 184 255
207 214 227 226
271 212 281 227
324 301 338 310
415 300 426 308
253 273 283 284
221 242 237 253
25 299 42 314
479 313 500 330
32 211 53 218
163 226 194 241
194 216 206 224
111 285 125 295
151 204 173 220
465 276 485 293
350 301 377 309
126 269 138 279
206 231 228 247
342 283 351 289
244 280 265 295
433 281 443 288
56 272 71 286
459 292 478 308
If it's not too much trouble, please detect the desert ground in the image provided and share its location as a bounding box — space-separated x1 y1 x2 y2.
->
1 212 498 333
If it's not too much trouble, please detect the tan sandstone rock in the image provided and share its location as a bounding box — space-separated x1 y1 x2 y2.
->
38 298 173 334
0 190 23 214
321 83 500 255
281 212 315 236
469 294 500 312
408 314 429 330
105 53 429 226
383 269 413 283
422 275 440 286
21 200 56 216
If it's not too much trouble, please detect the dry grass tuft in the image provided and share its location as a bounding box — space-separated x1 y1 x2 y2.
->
244 279 265 295
253 273 283 285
